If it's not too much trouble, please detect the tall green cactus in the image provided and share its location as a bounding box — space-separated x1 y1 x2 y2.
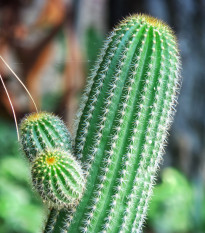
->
19 14 181 233
41 14 181 233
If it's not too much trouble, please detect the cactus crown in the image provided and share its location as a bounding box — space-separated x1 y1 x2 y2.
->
136 14 175 34
21 112 47 124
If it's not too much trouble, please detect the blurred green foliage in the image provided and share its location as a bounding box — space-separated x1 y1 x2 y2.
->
0 118 44 233
148 168 205 233
85 27 104 71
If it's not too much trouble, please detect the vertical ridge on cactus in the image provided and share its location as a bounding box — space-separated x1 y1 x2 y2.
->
44 14 181 233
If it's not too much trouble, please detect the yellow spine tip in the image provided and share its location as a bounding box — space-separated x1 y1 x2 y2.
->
140 14 167 28
123 14 177 42
20 112 53 130
26 112 47 122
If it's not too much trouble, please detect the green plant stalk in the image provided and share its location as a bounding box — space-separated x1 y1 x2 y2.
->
44 14 181 233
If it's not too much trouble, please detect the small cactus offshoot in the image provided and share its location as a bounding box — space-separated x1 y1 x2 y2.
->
20 112 72 162
32 149 85 208
20 112 85 208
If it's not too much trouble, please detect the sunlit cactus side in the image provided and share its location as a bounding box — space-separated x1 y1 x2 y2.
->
20 112 72 162
44 14 181 233
32 149 85 208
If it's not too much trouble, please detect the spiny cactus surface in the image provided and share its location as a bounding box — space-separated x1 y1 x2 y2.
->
32 149 85 208
44 14 181 233
20 112 85 208
20 112 72 162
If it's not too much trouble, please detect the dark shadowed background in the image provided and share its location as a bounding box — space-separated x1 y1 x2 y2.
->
0 0 204 232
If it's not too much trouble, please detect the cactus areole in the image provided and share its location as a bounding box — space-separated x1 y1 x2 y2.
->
20 14 181 233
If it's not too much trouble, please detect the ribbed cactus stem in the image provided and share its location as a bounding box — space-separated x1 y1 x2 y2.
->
20 112 72 162
44 14 181 233
32 149 85 208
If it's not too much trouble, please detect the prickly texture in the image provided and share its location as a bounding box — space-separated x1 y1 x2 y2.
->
19 112 85 209
44 208 69 233
45 14 181 233
20 112 72 162
32 149 85 208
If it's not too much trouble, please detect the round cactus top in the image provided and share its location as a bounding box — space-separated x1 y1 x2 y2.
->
120 14 176 42
20 112 56 128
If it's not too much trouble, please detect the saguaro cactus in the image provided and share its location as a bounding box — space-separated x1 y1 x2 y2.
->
40 14 180 232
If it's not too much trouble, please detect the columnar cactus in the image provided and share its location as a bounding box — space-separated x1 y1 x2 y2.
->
42 14 181 233
19 14 181 233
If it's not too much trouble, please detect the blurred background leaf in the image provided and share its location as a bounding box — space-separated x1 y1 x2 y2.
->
148 168 193 233
0 119 45 233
